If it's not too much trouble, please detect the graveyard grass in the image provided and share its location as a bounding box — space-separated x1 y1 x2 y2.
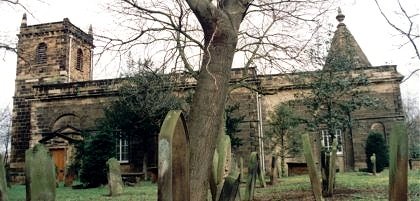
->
7 170 420 201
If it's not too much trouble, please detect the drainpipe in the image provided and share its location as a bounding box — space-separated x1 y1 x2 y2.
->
256 92 265 172
68 35 73 82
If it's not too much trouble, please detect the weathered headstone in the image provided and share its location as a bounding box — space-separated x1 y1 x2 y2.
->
269 155 277 185
107 158 124 196
302 133 323 201
158 110 190 201
25 144 56 201
0 154 8 201
244 152 258 201
64 168 76 187
211 135 232 201
258 157 266 188
218 171 241 201
370 153 376 176
239 157 244 183
389 123 408 201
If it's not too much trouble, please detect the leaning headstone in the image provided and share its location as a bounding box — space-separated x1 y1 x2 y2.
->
107 158 124 196
370 153 376 176
239 157 244 183
211 134 232 201
270 155 278 185
244 152 258 201
218 170 241 201
389 123 408 201
210 150 220 201
258 156 266 188
0 154 8 201
158 110 190 201
302 133 323 201
25 144 56 201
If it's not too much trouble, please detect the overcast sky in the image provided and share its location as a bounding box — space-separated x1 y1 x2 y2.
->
0 0 419 110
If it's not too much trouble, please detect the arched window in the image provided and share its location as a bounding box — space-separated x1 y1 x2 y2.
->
76 48 83 71
370 122 386 142
36 43 47 64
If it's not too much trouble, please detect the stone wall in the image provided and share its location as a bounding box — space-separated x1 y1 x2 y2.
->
10 63 404 182
10 18 94 181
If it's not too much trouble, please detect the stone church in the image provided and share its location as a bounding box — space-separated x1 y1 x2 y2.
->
9 12 404 182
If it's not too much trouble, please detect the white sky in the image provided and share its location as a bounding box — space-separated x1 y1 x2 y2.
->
0 0 419 111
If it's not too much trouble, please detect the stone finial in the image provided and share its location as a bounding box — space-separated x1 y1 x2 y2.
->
63 17 70 24
88 24 93 35
336 7 345 24
21 13 27 27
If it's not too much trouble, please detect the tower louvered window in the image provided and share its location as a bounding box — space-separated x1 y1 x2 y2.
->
76 49 83 71
36 43 47 64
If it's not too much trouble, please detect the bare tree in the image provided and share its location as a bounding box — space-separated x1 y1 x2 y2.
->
403 94 420 160
374 0 420 82
101 0 332 199
0 105 11 164
0 0 35 55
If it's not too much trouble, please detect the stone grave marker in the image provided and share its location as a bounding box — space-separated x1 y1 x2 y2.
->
370 153 376 176
107 158 124 196
0 154 7 201
158 110 189 201
302 133 323 201
210 134 232 201
269 156 278 185
25 144 56 201
389 123 408 201
244 152 259 201
218 170 241 201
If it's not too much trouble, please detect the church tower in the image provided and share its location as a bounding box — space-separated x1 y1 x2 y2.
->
9 14 94 181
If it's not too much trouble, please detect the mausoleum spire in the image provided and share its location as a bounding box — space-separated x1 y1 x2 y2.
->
324 8 371 69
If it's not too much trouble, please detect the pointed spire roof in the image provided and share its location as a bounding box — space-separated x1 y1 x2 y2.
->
21 13 27 27
324 8 371 69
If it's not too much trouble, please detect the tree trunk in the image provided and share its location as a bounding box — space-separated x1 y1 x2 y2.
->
280 134 285 177
188 23 238 200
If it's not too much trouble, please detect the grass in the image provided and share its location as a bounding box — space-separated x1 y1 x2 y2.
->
252 169 420 201
7 170 420 201
8 181 156 201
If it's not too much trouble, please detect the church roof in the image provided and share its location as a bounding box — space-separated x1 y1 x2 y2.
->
324 8 372 69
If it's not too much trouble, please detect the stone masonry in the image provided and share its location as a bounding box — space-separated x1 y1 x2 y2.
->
9 12 404 182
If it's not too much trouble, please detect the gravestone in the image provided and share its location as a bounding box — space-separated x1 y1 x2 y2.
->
389 123 408 201
270 156 277 185
210 134 232 201
302 133 323 201
244 152 259 201
370 153 376 176
239 157 244 183
107 158 124 196
25 144 56 201
158 110 190 201
0 154 7 201
218 170 241 201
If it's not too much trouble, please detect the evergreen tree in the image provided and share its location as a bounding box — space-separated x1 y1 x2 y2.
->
298 45 378 196
77 59 183 186
365 131 389 173
267 104 301 177
224 103 245 151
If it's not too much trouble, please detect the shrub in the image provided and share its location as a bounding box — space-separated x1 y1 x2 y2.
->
79 130 116 187
365 131 388 173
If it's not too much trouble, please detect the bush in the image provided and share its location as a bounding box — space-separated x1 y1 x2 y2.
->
365 131 388 173
79 130 116 187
